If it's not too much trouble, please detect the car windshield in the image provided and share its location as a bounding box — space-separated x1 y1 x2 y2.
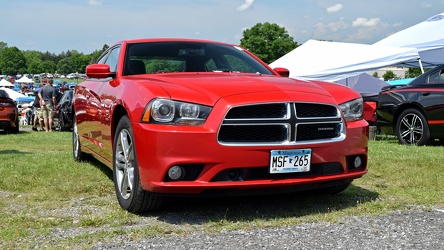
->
123 42 274 76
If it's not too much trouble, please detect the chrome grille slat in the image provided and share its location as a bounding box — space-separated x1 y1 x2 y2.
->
224 103 290 120
218 102 344 145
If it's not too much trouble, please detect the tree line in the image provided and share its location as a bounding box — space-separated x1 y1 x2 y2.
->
0 42 109 76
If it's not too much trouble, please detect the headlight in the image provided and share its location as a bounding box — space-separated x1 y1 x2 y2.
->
339 98 363 122
141 98 212 125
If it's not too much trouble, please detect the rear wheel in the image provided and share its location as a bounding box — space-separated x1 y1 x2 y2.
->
395 108 431 145
59 113 67 131
113 115 162 213
72 115 86 161
11 116 19 134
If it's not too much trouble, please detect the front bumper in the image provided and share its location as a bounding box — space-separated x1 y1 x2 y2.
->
132 119 368 194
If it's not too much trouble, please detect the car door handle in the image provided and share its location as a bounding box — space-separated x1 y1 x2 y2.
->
421 92 430 96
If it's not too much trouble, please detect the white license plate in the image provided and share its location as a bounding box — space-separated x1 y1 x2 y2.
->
269 149 311 173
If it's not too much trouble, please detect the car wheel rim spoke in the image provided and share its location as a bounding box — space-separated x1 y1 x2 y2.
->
73 122 79 157
116 129 134 200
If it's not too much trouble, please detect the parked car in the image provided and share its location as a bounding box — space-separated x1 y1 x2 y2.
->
377 64 444 145
54 89 73 131
0 89 19 133
72 38 369 213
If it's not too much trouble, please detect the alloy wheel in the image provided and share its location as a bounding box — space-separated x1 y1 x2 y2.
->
398 113 424 144
114 129 135 200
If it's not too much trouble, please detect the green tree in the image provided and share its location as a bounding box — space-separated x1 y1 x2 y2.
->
57 57 76 74
0 40 110 75
41 60 56 73
0 41 7 50
23 50 44 74
372 72 379 78
56 50 91 74
240 22 298 64
406 67 424 78
383 70 397 81
0 46 27 75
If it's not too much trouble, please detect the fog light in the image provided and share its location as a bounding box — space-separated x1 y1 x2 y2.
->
228 170 239 181
168 166 184 180
354 156 362 169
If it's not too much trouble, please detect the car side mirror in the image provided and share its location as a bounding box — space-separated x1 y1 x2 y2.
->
273 67 290 78
86 64 112 79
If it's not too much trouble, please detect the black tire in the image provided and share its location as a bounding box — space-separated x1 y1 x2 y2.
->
11 117 19 134
113 115 162 213
72 115 86 161
59 113 67 131
395 108 431 146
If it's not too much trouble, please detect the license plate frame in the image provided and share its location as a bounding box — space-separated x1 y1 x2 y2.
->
269 149 312 174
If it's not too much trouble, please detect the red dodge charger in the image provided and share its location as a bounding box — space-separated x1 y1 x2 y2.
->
72 38 368 213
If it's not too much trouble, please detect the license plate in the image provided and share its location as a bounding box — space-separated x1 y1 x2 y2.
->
269 149 311 173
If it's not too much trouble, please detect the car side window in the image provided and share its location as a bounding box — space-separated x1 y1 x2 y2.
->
97 51 109 64
97 46 121 73
426 69 444 84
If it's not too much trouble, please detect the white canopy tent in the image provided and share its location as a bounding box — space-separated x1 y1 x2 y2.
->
0 78 14 87
0 87 25 100
374 12 444 70
269 39 420 82
16 75 34 84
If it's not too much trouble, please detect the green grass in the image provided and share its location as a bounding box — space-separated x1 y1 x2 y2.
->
0 131 443 248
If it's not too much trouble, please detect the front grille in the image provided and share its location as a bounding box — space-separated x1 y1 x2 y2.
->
218 102 343 145
218 125 288 143
295 103 338 118
296 123 341 141
225 103 287 119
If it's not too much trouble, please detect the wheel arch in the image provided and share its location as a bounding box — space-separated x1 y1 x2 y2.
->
111 105 129 149
392 103 426 131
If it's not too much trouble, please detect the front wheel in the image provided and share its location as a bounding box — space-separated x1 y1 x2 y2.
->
113 115 162 213
395 109 431 146
59 113 67 131
72 115 86 161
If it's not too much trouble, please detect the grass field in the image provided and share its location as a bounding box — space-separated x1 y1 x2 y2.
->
0 130 443 248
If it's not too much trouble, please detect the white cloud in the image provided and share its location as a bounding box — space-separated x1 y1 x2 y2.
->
326 4 343 13
352 17 381 27
237 0 254 11
87 0 102 6
311 20 348 38
327 20 348 31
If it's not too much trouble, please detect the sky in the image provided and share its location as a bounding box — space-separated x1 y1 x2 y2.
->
2 0 444 54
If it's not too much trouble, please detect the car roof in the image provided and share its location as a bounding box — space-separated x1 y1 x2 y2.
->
113 38 237 47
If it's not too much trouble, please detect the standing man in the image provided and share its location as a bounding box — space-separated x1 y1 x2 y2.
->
38 79 57 132
32 89 43 131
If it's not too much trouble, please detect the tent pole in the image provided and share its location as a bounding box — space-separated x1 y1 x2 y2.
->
418 59 424 73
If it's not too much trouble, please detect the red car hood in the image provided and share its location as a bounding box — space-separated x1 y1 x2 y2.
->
135 73 337 106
